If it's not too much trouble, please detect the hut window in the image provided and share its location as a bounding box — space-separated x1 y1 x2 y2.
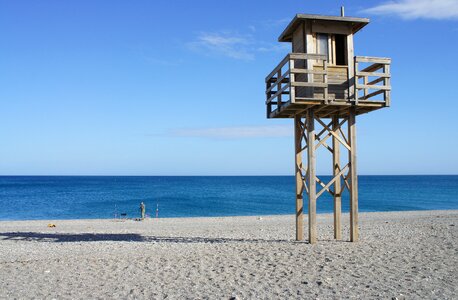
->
335 34 347 65
316 33 329 60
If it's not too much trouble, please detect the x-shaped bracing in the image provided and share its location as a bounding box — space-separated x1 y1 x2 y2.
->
295 116 352 200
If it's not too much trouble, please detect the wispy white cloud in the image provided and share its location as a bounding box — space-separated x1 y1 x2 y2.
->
363 0 458 20
256 43 290 53
188 32 255 60
170 125 291 139
187 31 288 60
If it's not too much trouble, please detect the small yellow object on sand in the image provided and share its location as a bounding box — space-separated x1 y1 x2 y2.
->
47 223 56 228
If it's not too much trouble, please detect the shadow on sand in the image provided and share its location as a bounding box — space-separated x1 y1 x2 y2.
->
0 232 300 244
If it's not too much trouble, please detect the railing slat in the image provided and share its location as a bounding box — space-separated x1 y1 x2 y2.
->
354 56 391 64
266 84 290 104
360 89 385 100
290 68 327 75
266 71 290 94
291 82 328 88
356 71 390 77
355 84 391 90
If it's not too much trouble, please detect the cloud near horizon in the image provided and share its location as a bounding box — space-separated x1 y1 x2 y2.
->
363 0 458 20
170 125 292 139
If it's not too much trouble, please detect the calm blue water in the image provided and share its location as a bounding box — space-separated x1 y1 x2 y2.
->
0 176 457 221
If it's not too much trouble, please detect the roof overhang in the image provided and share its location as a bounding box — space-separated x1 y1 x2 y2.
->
278 14 370 42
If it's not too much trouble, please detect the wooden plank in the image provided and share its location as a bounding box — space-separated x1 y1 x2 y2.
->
355 56 391 64
267 77 290 84
359 63 384 73
290 68 327 75
332 116 342 240
355 84 391 90
348 107 358 242
316 163 348 199
305 22 314 99
294 116 304 241
266 84 289 104
290 53 326 60
290 59 296 103
366 76 386 86
323 60 328 104
266 76 289 94
312 21 352 35
315 176 335 197
266 81 271 119
316 118 351 151
277 70 283 109
267 91 289 95
363 75 368 98
356 71 390 78
306 109 317 244
347 34 355 102
385 64 391 106
291 82 327 88
361 89 385 100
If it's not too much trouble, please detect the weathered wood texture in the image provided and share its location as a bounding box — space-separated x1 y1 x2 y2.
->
293 110 357 243
332 116 342 240
265 54 391 119
294 116 304 241
306 109 317 244
348 107 358 242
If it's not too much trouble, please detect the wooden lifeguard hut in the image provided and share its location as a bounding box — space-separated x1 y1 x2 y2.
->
265 10 391 243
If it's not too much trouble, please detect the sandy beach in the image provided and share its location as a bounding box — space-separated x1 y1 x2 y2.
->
0 210 457 299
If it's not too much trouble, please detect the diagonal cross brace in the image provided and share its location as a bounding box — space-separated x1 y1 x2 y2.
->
315 117 351 151
316 163 350 199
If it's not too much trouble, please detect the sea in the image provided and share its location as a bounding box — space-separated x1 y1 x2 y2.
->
0 176 457 221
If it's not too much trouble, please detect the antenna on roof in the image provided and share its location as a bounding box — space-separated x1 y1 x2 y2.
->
341 6 345 17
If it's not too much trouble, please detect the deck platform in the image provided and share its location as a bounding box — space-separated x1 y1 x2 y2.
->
269 100 386 118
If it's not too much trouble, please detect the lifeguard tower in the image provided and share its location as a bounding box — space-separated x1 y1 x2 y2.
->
265 10 391 243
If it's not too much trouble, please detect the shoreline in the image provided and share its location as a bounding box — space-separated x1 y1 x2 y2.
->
1 208 457 223
1 209 457 299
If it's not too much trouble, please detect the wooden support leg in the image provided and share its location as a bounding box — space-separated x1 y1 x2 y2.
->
306 109 317 244
348 107 359 242
294 116 304 241
332 116 342 240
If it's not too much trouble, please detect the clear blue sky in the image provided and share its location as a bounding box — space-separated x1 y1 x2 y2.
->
0 0 457 175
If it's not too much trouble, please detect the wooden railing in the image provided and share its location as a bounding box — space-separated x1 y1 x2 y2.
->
354 56 391 106
265 54 391 117
265 53 328 116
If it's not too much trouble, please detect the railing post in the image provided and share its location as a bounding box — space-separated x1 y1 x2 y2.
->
305 57 313 98
306 108 317 244
384 64 391 107
348 107 358 242
323 59 328 104
277 69 282 110
266 81 272 118
289 56 295 103
363 75 368 100
353 56 359 105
